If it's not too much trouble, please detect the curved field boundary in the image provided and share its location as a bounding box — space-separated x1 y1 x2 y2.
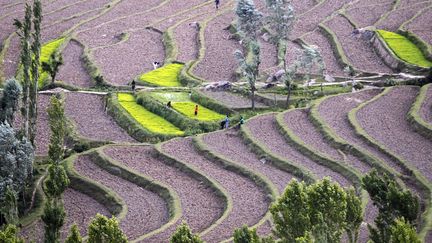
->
94 146 185 242
193 133 278 238
239 113 316 183
106 93 180 143
347 86 432 239
408 83 432 139
275 110 368 201
153 141 233 240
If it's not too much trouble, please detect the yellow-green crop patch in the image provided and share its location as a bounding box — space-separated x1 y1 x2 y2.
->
117 93 184 135
149 91 225 121
377 30 432 68
138 63 184 87
39 38 65 86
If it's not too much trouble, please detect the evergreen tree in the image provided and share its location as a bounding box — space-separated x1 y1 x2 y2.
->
44 164 70 199
362 170 419 243
170 221 203 243
14 3 32 139
0 79 22 125
1 187 18 225
233 225 261 243
41 51 63 84
47 94 67 164
65 224 82 243
29 0 42 145
88 214 128 243
389 218 421 243
345 188 363 243
41 200 65 243
235 0 262 110
0 224 24 243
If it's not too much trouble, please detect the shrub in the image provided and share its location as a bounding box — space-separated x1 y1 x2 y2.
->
88 214 127 243
377 30 432 68
170 221 202 243
39 38 65 86
65 224 82 243
0 224 24 243
117 93 184 135
139 63 184 87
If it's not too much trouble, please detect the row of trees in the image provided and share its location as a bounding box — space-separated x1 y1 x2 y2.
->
235 0 325 110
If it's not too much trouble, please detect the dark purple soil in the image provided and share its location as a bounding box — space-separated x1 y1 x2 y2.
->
245 113 351 187
406 7 432 46
420 85 432 125
21 188 111 243
202 129 294 194
324 15 393 74
57 40 93 88
346 1 394 28
377 2 429 31
74 155 169 240
302 30 345 77
282 109 371 174
2 34 20 79
356 86 432 182
103 145 225 242
316 89 409 174
161 138 269 242
35 94 51 156
292 0 317 15
64 92 135 143
173 14 205 63
201 90 268 109
193 11 241 82
92 29 164 86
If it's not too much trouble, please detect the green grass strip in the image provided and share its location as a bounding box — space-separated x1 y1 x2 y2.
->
39 37 66 85
138 63 184 87
377 30 432 68
150 91 225 121
408 83 432 139
117 93 184 135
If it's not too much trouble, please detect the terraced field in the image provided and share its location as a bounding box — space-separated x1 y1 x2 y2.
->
2 0 432 242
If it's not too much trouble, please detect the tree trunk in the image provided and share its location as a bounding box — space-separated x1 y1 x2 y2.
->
251 89 255 110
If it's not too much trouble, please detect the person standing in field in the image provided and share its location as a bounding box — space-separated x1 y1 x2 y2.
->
224 115 229 129
215 0 220 9
194 104 199 116
131 79 136 93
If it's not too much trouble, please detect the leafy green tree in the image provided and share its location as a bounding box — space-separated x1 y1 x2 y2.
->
1 187 19 225
170 221 202 243
308 178 347 242
295 232 314 243
233 225 261 243
29 0 42 146
0 224 24 243
235 0 262 110
389 218 421 243
0 79 22 125
41 199 66 243
0 123 34 205
47 94 67 164
65 224 83 243
345 188 363 243
362 170 419 243
88 214 128 243
270 179 310 241
14 3 32 139
42 51 63 84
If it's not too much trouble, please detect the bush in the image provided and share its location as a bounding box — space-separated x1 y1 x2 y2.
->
88 214 127 243
170 221 202 243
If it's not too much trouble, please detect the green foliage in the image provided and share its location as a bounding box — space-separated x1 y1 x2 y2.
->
117 93 184 135
139 63 184 87
65 224 83 243
233 225 261 243
1 187 18 225
88 214 128 243
170 221 203 243
345 188 363 243
41 200 66 243
265 0 295 44
271 178 355 242
44 164 70 199
362 170 419 243
47 94 67 164
0 224 24 243
0 123 34 205
378 30 432 68
0 79 22 125
389 218 421 243
41 51 63 84
149 92 225 121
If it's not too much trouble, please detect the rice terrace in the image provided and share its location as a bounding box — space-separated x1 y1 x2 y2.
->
1 0 432 242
